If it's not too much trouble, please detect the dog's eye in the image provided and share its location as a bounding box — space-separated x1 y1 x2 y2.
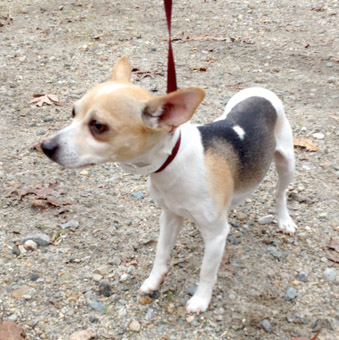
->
89 120 109 134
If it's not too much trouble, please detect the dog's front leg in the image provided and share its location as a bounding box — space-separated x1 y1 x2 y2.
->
139 209 184 294
186 219 230 314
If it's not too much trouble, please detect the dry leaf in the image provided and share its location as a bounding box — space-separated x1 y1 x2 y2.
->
6 182 71 209
293 137 318 152
0 320 26 340
292 329 321 340
30 94 59 107
218 253 236 275
328 239 339 253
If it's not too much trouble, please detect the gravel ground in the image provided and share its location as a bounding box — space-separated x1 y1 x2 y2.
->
0 0 338 339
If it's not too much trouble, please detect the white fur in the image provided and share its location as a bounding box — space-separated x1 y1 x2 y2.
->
232 125 245 140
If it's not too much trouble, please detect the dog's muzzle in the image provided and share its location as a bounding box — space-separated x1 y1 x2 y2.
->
41 138 59 160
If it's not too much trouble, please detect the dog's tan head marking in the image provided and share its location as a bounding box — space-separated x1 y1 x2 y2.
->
41 56 205 168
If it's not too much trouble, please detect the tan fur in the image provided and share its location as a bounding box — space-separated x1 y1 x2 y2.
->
204 150 234 217
110 55 132 82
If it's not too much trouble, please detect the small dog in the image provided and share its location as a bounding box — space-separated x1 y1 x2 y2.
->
41 56 296 313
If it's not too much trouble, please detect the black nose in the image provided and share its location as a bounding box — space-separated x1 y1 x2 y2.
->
41 139 59 159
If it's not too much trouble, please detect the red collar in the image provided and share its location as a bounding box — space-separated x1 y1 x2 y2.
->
154 132 181 173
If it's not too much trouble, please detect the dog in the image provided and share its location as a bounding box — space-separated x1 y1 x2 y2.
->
41 56 297 313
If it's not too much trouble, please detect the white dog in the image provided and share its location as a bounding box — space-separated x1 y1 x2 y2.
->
41 56 296 313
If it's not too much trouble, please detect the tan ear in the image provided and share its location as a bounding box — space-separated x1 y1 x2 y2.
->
142 87 205 131
110 55 132 82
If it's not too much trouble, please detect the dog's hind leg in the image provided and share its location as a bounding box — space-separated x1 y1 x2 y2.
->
274 116 297 234
139 209 184 294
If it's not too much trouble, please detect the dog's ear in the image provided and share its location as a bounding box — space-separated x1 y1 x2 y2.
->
110 55 132 82
142 88 205 131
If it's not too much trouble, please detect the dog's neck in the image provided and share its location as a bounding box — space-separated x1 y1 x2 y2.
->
119 128 181 175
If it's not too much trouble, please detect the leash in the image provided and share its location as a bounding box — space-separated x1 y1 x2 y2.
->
164 0 177 93
153 0 180 174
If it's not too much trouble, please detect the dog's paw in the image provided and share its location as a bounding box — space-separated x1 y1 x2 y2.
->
278 217 297 234
186 295 210 314
138 273 167 295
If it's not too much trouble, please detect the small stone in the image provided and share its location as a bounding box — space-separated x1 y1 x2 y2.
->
94 264 112 276
187 286 197 296
18 245 27 254
92 274 102 282
323 268 336 282
237 212 247 221
145 308 155 322
295 272 308 282
131 191 145 199
11 288 28 300
22 233 50 246
23 294 32 300
328 76 336 83
285 287 297 301
23 240 38 251
80 169 89 176
119 273 129 282
167 303 175 314
312 132 325 140
59 220 79 230
69 328 96 340
258 215 274 225
12 246 20 256
29 273 40 281
129 320 141 332
118 307 127 317
267 246 288 261
140 296 152 305
261 319 273 333
7 314 18 322
186 315 195 323
228 235 238 245
90 301 106 314
98 280 112 297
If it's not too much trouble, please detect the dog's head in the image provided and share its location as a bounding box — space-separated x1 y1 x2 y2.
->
41 56 205 168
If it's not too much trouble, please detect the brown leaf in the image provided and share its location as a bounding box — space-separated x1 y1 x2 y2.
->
293 137 318 152
0 321 26 340
30 94 59 107
327 254 339 264
328 239 339 253
292 329 321 340
219 253 236 274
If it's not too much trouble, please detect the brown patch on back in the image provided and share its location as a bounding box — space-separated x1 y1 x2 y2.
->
204 150 235 217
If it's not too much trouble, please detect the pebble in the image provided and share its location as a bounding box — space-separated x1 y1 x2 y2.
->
328 76 336 83
261 319 273 333
29 273 40 281
267 246 288 261
59 220 79 230
23 240 38 251
90 301 106 314
129 320 141 332
187 286 197 296
7 314 18 322
312 132 325 140
145 308 155 322
22 233 50 246
258 214 274 225
119 273 129 282
92 274 102 282
323 268 336 282
131 191 145 199
167 303 175 314
98 280 112 297
295 272 308 282
69 328 96 340
285 287 298 301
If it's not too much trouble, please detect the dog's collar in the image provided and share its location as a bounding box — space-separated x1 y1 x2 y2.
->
154 131 181 173
118 130 181 176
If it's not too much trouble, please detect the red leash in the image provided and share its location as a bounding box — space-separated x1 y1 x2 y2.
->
153 1 180 173
164 0 177 93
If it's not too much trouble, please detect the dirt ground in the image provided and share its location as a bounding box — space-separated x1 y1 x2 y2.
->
0 0 338 339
